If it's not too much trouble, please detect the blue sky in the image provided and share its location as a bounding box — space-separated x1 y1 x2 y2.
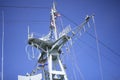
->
0 0 120 80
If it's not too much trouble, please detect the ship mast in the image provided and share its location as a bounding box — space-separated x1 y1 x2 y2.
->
48 3 68 80
18 2 93 80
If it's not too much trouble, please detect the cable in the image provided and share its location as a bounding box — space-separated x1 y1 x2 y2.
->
69 47 85 80
64 41 85 80
86 31 120 57
0 5 49 9
61 13 78 26
59 16 64 30
77 37 120 66
92 16 104 80
0 20 49 23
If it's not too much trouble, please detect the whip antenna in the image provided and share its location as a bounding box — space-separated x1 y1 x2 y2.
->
28 25 30 39
1 11 4 80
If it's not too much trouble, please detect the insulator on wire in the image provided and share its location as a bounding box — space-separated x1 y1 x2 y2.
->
85 15 90 21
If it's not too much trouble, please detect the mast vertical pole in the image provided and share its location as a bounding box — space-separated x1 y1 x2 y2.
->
50 2 58 40
48 54 52 80
53 2 58 40
48 2 68 80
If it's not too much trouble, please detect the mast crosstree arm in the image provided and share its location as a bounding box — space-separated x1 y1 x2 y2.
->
69 15 93 38
52 15 93 50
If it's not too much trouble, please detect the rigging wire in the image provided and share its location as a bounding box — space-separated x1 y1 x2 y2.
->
74 55 85 80
59 16 64 30
0 5 49 9
0 20 49 23
63 37 85 80
86 31 120 57
60 43 75 80
57 15 77 80
58 15 80 80
58 16 78 80
61 13 78 26
92 16 104 80
61 13 120 58
68 47 85 80
66 49 77 80
65 53 74 80
77 37 120 66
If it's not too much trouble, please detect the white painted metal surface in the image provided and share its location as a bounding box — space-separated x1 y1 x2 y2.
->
18 74 42 80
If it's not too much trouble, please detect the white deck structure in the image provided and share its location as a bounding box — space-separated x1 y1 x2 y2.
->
18 74 42 80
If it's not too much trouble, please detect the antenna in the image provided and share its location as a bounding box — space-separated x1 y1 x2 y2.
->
53 1 57 12
1 11 4 80
50 2 58 40
28 25 30 39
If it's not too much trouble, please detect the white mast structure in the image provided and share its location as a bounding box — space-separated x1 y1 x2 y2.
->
48 3 68 80
50 2 58 40
18 2 93 80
